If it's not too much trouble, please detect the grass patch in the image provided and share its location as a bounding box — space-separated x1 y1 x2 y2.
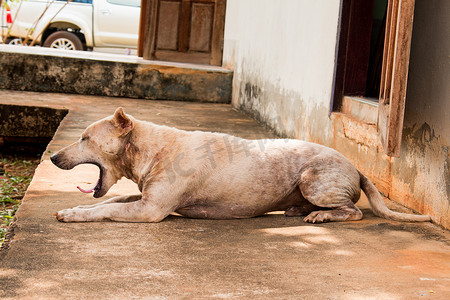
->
0 155 40 247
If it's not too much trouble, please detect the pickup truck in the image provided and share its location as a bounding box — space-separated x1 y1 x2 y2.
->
1 0 140 51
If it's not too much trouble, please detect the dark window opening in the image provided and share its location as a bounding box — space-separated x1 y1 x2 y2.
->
332 0 388 111
366 0 388 98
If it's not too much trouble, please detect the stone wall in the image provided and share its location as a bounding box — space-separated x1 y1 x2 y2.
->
0 46 232 103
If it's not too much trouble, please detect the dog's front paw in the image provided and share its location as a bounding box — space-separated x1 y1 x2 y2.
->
55 208 87 222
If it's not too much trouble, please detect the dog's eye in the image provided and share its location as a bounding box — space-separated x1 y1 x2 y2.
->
81 136 89 142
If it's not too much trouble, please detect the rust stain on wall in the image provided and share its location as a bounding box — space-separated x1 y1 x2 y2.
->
331 115 449 228
230 57 448 228
339 113 380 149
390 122 450 228
330 113 392 196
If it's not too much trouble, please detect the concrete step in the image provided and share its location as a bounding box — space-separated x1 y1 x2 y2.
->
0 45 232 103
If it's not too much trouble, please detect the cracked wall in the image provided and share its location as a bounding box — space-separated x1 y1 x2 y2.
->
390 0 450 228
223 0 449 228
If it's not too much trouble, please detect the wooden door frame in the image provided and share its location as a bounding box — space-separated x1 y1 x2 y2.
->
137 0 148 57
331 0 416 157
378 0 415 156
138 0 158 59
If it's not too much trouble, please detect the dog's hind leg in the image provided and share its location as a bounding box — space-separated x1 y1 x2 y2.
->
277 186 322 217
298 158 363 223
284 204 324 217
303 203 362 223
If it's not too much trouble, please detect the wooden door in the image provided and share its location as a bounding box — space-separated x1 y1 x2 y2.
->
139 0 226 66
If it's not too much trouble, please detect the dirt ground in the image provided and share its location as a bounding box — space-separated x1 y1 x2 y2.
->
0 154 40 247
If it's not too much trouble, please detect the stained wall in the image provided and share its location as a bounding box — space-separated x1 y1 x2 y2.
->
390 0 450 227
223 0 449 228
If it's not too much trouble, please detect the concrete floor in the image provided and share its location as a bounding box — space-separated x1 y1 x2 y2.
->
0 90 449 299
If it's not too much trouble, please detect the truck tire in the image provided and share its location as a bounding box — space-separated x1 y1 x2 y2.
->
43 31 84 50
5 37 24 45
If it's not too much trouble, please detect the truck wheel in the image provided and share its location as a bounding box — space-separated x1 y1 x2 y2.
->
43 31 84 50
5 37 24 45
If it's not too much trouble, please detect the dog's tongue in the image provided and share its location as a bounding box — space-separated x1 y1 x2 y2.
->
77 185 94 193
77 179 99 194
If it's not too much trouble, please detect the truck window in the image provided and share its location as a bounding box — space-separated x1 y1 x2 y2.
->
106 0 140 7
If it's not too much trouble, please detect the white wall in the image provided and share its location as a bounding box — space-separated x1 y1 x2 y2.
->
222 0 450 228
223 0 341 142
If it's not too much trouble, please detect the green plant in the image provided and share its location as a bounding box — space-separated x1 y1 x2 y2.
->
0 156 39 247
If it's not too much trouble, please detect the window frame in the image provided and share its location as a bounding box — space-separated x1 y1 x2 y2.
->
331 0 416 157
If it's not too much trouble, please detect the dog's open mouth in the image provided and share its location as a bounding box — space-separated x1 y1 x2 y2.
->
76 164 105 198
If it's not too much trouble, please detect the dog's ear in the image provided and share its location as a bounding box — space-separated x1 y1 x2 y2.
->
113 107 133 135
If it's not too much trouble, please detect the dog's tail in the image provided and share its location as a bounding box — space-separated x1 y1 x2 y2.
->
359 171 431 222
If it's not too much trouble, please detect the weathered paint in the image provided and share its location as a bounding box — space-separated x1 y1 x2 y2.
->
223 0 449 228
0 45 232 103
223 0 339 142
386 0 450 228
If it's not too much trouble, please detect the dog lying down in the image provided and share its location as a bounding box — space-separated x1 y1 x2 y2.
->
51 107 430 223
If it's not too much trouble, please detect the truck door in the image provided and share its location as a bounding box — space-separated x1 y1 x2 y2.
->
94 0 140 48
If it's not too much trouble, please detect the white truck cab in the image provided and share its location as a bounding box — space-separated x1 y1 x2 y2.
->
1 0 140 51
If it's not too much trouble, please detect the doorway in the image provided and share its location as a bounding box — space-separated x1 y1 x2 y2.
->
139 0 227 66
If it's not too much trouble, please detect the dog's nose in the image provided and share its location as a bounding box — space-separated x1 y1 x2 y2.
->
50 153 59 165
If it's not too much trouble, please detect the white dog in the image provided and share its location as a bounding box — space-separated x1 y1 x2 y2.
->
51 108 430 223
